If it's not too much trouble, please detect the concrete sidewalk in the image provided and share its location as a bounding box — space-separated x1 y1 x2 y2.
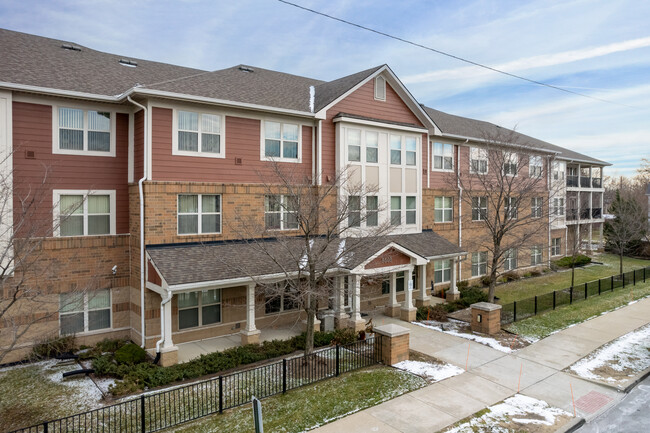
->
313 297 650 433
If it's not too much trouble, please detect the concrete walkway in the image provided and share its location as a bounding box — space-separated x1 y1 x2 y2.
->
314 297 650 433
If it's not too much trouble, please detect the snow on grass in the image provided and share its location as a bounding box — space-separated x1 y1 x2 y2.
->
414 320 514 353
569 324 650 383
444 394 571 433
393 360 464 382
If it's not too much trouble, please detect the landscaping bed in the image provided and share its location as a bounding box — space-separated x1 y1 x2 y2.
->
416 318 529 352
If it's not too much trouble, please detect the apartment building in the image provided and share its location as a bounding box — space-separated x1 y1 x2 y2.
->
0 29 609 365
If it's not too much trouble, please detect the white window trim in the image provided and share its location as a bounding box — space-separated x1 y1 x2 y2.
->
53 189 117 237
177 194 222 235
434 196 454 223
260 120 302 163
172 109 226 159
530 156 543 178
503 151 518 177
531 246 542 265
265 195 298 231
472 196 488 221
52 105 116 157
551 237 562 257
431 142 454 172
374 76 386 101
434 259 451 284
531 197 543 218
59 289 112 336
472 251 488 277
469 147 488 174
264 284 299 315
504 249 518 271
177 289 222 329
505 197 518 220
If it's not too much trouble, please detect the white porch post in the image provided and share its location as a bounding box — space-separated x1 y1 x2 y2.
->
415 264 430 307
386 271 400 318
446 257 460 301
348 274 365 331
241 283 261 345
334 275 349 328
400 266 417 321
162 298 174 348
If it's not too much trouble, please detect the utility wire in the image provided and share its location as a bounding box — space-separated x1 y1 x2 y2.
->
277 0 637 109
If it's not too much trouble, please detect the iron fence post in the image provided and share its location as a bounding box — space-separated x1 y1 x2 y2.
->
634 270 636 285
611 275 614 291
335 344 340 377
553 291 556 309
598 279 601 295
141 395 145 433
584 282 588 300
282 358 287 394
513 301 517 322
44 422 48 433
622 273 626 288
570 287 573 304
644 267 647 282
534 296 537 315
219 376 223 414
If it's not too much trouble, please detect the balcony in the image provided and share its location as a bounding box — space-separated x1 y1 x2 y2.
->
592 178 602 188
592 208 602 219
567 176 579 187
580 208 591 219
566 176 602 189
567 209 578 221
580 177 591 188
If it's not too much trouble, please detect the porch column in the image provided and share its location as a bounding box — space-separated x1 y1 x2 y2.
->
334 276 349 329
163 299 174 348
415 264 430 307
347 274 365 332
446 258 460 301
157 291 178 367
385 271 401 318
241 283 261 345
599 223 604 250
400 266 417 322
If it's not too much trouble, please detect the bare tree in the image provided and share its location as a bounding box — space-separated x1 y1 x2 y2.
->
229 163 392 355
448 130 554 302
604 189 647 274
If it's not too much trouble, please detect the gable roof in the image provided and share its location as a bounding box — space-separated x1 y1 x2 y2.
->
423 106 610 166
313 65 384 112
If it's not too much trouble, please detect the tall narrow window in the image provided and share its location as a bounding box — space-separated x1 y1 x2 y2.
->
503 152 518 176
531 197 543 218
530 156 543 178
366 131 378 163
347 129 361 162
472 196 487 221
366 196 379 226
553 198 565 216
504 248 517 271
433 143 453 170
552 237 562 256
405 137 417 166
471 252 488 277
374 76 386 101
390 196 401 225
470 147 488 174
406 196 417 224
434 260 451 283
531 246 542 265
434 196 453 223
390 135 401 165
505 197 518 219
264 121 299 160
348 196 361 227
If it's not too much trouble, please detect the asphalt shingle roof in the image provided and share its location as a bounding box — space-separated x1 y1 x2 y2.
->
147 230 464 286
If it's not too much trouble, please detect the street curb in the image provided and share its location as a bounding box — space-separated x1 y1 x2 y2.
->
622 366 650 393
555 417 585 433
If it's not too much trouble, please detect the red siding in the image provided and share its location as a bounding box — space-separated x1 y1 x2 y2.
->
134 109 144 181
13 102 129 236
322 79 425 183
151 107 313 183
365 247 411 270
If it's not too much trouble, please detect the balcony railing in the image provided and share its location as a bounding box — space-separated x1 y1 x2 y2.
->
567 209 578 221
592 208 602 218
567 176 579 187
580 177 591 188
580 208 591 219
566 176 602 188
592 178 602 188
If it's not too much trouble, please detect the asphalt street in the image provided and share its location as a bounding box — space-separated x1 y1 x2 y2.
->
576 375 650 433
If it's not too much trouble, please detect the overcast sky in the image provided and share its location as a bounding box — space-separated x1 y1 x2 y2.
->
1 0 648 177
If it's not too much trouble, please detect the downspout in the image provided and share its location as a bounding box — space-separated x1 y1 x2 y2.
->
547 155 552 266
127 96 148 348
457 140 467 281
154 289 172 364
317 120 322 185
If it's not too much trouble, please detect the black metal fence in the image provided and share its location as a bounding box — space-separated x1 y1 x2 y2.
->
501 266 650 324
10 337 381 433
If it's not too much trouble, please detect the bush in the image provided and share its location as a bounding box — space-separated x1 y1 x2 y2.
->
331 328 357 345
416 304 448 322
30 335 76 360
456 280 469 290
501 272 520 282
114 343 147 365
481 275 492 287
553 254 592 269
530 270 542 277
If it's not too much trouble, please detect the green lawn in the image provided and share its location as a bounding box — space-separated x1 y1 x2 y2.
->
505 278 650 341
169 366 425 433
494 253 650 304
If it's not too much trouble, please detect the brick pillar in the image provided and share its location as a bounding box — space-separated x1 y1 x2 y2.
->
374 324 410 365
470 302 502 335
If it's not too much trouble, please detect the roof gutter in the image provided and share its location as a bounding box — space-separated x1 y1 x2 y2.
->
558 157 611 166
439 132 560 156
127 96 148 349
0 81 123 102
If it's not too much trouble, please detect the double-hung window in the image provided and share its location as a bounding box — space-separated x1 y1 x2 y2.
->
55 190 115 236
366 196 379 226
472 196 487 221
433 143 453 170
551 237 562 256
55 107 114 156
531 197 543 218
405 137 417 166
390 196 401 225
434 260 451 284
265 195 298 230
366 131 378 163
347 129 361 162
504 248 517 271
390 135 402 165
178 194 221 234
60 289 111 335
348 196 361 227
503 152 518 176
472 252 488 277
529 156 543 178
553 161 565 181
174 110 223 157
531 246 542 265
505 197 518 219
382 272 407 294
405 196 417 224
552 198 565 216
178 289 221 329
434 196 453 223
470 147 488 174
264 121 300 161
265 283 300 314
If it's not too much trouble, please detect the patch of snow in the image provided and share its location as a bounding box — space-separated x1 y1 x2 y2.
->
569 324 650 383
414 320 514 353
393 360 464 382
299 239 314 270
309 85 315 113
336 238 347 266
444 394 570 433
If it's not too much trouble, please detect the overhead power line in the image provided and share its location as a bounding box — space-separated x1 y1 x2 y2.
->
277 0 636 109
